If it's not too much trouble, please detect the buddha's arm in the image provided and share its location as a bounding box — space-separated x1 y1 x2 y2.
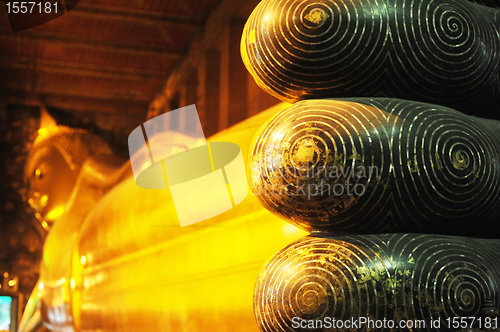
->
77 154 133 191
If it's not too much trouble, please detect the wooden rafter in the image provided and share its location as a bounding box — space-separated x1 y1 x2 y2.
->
70 2 204 27
0 57 169 81
0 93 148 115
0 29 183 58
1 82 152 102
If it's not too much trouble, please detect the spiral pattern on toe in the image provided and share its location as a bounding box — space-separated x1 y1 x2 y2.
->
388 0 498 108
242 0 388 101
248 98 500 237
241 0 500 118
254 234 500 332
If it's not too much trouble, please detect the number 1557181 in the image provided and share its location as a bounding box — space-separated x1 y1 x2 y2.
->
5 2 58 14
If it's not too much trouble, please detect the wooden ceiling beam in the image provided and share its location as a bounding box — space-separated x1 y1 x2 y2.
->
70 2 204 28
0 93 148 115
0 57 169 81
0 29 183 58
1 82 152 102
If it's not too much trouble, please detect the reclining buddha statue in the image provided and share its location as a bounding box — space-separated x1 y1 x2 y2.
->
21 125 130 331
20 105 308 332
20 0 500 330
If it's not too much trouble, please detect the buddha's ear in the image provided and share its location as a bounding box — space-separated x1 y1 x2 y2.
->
71 137 90 171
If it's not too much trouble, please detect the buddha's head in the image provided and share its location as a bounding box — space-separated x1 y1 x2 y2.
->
24 126 112 229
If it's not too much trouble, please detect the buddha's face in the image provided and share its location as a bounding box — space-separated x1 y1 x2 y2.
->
27 145 78 229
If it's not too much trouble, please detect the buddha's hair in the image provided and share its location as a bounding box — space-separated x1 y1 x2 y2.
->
24 126 112 181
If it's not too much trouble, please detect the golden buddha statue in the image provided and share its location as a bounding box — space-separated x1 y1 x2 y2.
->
20 105 307 332
21 126 130 332
26 126 116 229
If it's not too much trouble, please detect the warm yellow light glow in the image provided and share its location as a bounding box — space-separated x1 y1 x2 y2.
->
38 128 49 136
38 282 44 291
46 207 65 221
40 195 48 206
80 256 86 265
56 278 66 287
282 223 302 235
42 221 49 229
8 279 16 287
3 272 8 278
76 208 308 331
